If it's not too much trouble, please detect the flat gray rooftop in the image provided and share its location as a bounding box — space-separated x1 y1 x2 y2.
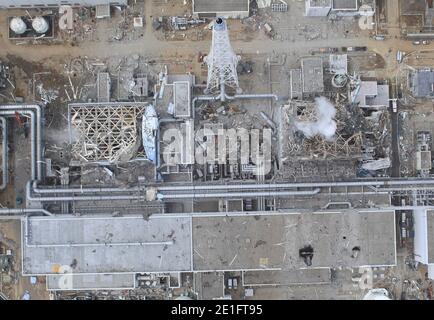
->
428 210 434 263
301 57 324 93
309 0 332 7
22 210 396 275
332 0 358 10
243 269 331 286
192 211 396 271
22 215 192 275
174 81 191 118
193 0 249 13
412 70 434 98
400 0 426 15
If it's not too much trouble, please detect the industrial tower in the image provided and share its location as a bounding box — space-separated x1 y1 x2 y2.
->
204 18 241 98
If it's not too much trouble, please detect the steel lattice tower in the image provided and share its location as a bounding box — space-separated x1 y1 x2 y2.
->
204 18 240 97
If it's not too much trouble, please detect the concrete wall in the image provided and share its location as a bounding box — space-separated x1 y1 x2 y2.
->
305 0 332 16
413 209 428 264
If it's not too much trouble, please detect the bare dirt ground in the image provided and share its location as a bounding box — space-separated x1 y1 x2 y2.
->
0 220 49 300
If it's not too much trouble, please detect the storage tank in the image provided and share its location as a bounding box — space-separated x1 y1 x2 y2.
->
32 16 49 34
10 17 27 35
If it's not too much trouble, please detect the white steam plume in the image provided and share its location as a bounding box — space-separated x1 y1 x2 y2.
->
295 97 337 140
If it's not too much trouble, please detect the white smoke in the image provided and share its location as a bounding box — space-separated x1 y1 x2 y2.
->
295 97 337 140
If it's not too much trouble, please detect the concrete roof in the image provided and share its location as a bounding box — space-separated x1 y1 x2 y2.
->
355 81 390 107
193 0 249 13
22 210 396 275
400 0 426 15
243 269 331 286
411 70 434 98
301 57 324 93
22 215 192 275
308 0 332 8
192 210 396 271
332 0 358 10
329 54 348 74
174 81 191 118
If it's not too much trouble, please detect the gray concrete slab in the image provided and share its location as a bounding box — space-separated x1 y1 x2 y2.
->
193 0 248 13
192 210 396 271
428 210 434 263
243 269 331 286
22 215 192 274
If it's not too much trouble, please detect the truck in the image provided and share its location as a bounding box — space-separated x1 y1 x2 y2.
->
373 35 385 41
263 23 274 38
354 46 367 51
342 47 354 52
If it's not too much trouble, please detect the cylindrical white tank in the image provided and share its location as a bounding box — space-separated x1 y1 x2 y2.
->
10 17 27 35
32 16 49 34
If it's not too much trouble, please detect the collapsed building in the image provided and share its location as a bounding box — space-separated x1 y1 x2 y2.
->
282 54 392 181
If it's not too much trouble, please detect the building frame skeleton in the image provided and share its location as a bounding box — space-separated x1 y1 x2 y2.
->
68 102 150 163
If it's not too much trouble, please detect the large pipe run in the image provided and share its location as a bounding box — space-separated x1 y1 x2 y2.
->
159 188 321 199
0 208 53 216
27 181 143 203
0 117 8 190
0 104 43 180
31 180 141 194
29 178 434 198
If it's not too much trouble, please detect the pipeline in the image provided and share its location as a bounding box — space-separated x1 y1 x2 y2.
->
29 178 434 197
31 180 141 194
0 104 44 180
0 208 53 216
27 181 143 203
0 117 8 190
159 188 321 199
225 93 278 101
0 110 36 180
157 178 434 191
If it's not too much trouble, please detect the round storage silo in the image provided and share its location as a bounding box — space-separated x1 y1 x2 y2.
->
10 17 27 35
32 16 49 34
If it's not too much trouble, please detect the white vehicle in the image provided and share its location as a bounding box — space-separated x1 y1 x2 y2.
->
391 99 397 113
232 278 238 289
227 278 233 289
412 41 421 45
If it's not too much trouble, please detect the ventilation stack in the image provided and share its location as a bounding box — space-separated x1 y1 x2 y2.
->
204 18 241 101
